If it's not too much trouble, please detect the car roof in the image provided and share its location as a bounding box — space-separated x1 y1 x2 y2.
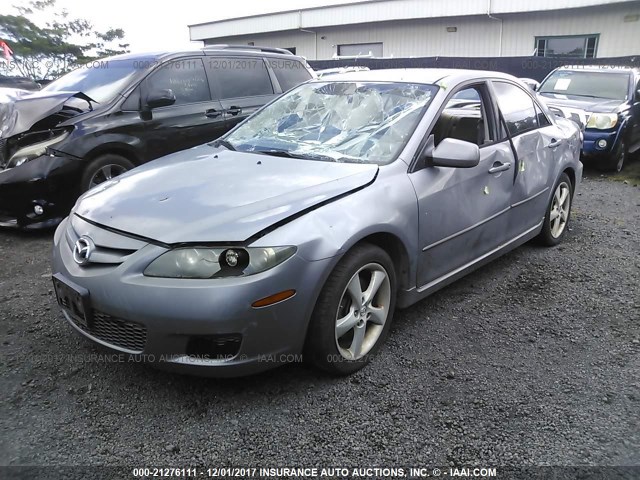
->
101 46 303 63
313 68 519 85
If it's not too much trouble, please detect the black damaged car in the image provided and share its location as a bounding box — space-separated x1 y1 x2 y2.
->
0 45 314 228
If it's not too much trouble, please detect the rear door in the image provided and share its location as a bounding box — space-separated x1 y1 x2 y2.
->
490 81 567 235
141 58 227 160
205 56 278 130
410 83 516 288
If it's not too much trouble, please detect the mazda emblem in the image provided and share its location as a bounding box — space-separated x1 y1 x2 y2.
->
73 236 95 266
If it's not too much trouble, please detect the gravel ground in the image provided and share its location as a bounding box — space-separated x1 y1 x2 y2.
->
0 168 639 473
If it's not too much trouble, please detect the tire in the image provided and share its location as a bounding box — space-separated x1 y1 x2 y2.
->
599 138 627 173
305 243 397 375
81 154 135 192
537 172 573 247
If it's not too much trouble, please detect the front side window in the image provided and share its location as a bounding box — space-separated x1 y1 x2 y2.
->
535 35 598 58
146 59 210 105
493 82 538 137
208 57 274 99
539 70 630 101
432 86 491 146
226 81 437 164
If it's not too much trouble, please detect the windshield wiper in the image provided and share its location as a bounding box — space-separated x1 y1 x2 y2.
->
210 138 236 151
253 149 341 162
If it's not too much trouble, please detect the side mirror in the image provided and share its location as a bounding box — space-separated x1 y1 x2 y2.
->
146 89 176 109
430 138 480 168
532 82 540 92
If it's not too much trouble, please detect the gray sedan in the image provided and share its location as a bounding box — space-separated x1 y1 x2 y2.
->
51 69 583 376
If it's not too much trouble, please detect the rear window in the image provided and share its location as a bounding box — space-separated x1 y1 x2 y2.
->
267 59 312 92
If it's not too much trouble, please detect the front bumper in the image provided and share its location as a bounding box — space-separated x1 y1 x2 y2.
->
51 218 332 377
0 153 82 229
582 128 620 157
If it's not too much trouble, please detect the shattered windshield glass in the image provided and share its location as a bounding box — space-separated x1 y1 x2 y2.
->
226 81 438 164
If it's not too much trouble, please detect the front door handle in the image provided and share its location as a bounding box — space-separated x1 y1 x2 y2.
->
205 109 222 118
548 138 563 148
488 161 512 174
226 106 242 116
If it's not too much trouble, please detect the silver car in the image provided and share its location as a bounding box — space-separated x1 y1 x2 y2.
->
52 69 583 376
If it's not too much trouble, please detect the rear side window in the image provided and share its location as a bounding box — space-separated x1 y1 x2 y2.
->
207 57 274 99
267 59 312 92
146 59 210 105
493 81 538 137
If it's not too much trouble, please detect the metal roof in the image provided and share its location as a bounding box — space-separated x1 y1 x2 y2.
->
189 0 636 40
312 68 518 85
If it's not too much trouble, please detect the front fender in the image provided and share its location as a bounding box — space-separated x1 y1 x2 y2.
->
252 162 419 281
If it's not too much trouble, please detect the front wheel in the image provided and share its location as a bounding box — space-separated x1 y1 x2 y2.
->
305 243 397 375
537 172 573 246
599 138 627 173
81 154 135 192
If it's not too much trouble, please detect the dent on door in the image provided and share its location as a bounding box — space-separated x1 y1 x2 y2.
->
411 141 515 288
509 127 567 234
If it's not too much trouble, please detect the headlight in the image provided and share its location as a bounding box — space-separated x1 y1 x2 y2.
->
144 246 297 279
586 113 617 130
7 130 70 168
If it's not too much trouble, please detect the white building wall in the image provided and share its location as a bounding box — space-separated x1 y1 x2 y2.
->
202 3 640 60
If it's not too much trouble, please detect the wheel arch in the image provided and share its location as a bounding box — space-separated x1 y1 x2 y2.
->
84 143 142 166
562 166 576 195
350 232 412 293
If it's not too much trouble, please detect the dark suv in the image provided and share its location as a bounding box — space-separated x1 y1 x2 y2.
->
0 45 314 228
537 65 640 172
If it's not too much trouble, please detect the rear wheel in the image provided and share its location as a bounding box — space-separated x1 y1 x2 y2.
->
537 172 573 246
305 243 397 375
81 154 135 191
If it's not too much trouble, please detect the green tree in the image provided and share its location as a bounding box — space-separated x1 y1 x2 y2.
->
0 0 129 80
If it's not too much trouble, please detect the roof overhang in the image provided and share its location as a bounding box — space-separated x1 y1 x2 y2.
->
189 0 635 40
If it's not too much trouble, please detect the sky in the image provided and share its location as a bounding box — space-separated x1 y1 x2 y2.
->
0 0 373 53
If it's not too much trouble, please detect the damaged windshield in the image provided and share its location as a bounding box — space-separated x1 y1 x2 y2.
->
226 81 437 164
42 59 143 104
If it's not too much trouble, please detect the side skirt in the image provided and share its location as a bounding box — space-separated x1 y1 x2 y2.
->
397 219 544 309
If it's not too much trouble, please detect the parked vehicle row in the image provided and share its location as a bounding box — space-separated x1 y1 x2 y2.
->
0 45 314 228
50 68 583 376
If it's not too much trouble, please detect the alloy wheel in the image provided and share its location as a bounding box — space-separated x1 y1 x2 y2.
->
549 181 571 238
89 164 128 189
335 263 391 360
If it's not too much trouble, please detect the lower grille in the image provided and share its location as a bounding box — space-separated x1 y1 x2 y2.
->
69 309 147 353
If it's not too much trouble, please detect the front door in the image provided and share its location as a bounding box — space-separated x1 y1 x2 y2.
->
409 84 515 289
142 58 228 160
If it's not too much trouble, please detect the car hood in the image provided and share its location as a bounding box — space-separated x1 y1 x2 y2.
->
538 93 622 113
0 90 95 139
74 145 379 244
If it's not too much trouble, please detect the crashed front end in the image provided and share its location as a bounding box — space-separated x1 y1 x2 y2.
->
0 95 85 228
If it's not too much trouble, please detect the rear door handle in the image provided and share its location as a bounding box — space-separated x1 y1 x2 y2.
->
548 138 563 148
205 109 222 118
226 106 242 116
488 161 512 174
